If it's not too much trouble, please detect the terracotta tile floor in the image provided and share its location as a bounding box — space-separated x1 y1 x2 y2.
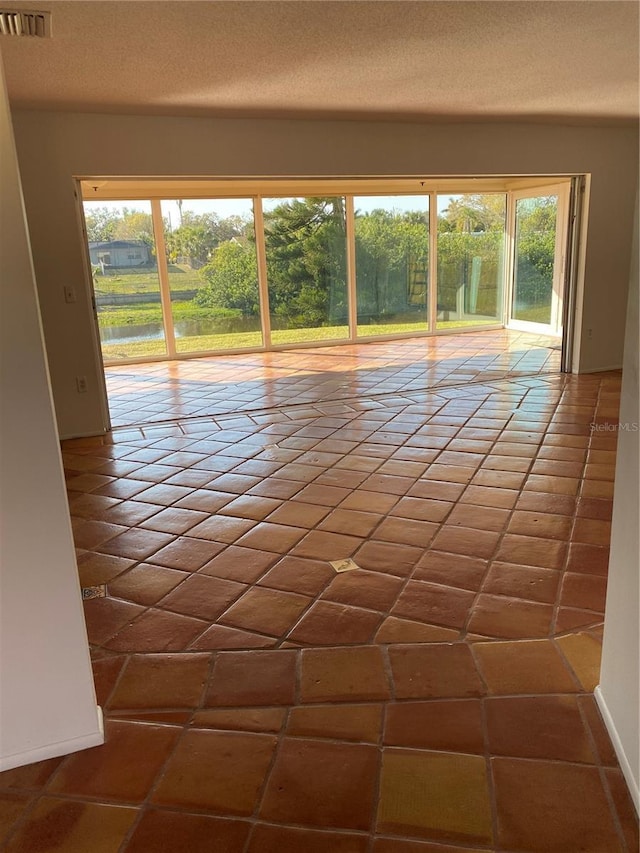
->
105 328 560 427
2 332 639 851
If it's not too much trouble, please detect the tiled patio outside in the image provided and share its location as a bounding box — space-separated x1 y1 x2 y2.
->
1 331 637 851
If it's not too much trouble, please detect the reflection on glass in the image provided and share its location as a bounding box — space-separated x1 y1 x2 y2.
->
436 194 506 329
161 198 262 353
355 196 429 337
263 197 348 345
84 200 167 361
512 195 558 325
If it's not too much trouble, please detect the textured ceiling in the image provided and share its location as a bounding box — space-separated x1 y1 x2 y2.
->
1 1 638 123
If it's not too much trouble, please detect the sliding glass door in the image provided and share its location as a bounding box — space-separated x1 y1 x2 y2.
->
83 180 573 364
508 187 567 335
436 194 506 330
263 197 349 346
160 198 263 353
354 195 429 337
84 200 167 361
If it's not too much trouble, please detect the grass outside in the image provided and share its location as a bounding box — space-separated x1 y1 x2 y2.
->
98 301 232 327
436 317 499 330
101 326 347 361
100 317 506 363
94 265 202 295
513 305 552 324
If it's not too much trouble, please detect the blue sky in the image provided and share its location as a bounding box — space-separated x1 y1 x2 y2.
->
84 193 459 230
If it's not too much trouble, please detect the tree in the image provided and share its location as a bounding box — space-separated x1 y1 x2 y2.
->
84 206 121 242
441 195 506 233
112 209 154 247
354 208 428 317
195 240 259 315
165 212 249 267
264 197 347 327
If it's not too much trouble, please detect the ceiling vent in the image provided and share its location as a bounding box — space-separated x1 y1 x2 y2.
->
0 9 51 37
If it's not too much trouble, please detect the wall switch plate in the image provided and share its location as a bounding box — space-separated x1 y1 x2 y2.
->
64 285 76 303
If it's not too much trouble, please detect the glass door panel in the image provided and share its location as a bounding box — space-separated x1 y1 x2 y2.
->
263 197 349 345
354 196 429 337
84 200 167 362
512 194 558 327
436 194 506 329
161 199 262 353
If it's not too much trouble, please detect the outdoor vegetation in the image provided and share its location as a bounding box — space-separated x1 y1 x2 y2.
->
84 193 557 361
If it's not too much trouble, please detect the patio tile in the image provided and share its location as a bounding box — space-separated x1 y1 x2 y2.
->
104 608 208 652
384 699 484 753
300 646 390 702
2 798 137 853
235 521 308 552
247 824 368 853
158 574 247 621
481 561 560 604
288 704 383 742
49 720 179 802
321 570 403 612
485 695 596 762
413 551 488 591
200 545 279 583
374 617 460 643
191 707 286 733
108 653 210 710
260 738 378 830
205 649 297 706
473 639 578 694
492 758 619 852
288 600 382 645
148 536 226 571
466 593 554 638
152 729 276 814
389 644 484 699
392 581 475 630
219 587 312 637
377 749 493 844
125 810 249 853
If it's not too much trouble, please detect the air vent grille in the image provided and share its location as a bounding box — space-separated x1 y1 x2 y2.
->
0 9 51 37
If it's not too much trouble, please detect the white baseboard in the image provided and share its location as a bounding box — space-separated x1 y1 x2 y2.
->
0 706 104 772
594 686 639 815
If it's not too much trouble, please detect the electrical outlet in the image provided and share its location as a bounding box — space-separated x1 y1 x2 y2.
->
587 328 593 339
76 376 88 393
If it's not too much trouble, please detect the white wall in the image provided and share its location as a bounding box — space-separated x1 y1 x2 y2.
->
10 110 639 438
0 60 103 770
596 191 639 813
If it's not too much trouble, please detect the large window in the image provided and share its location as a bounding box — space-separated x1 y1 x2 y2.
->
436 194 506 329
512 194 558 326
161 198 263 353
263 197 349 346
355 195 429 337
84 200 167 361
83 180 569 363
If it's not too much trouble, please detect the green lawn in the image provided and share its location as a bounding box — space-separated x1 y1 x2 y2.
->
94 264 202 295
512 305 552 324
101 326 347 361
436 317 499 330
100 316 504 362
97 300 233 327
